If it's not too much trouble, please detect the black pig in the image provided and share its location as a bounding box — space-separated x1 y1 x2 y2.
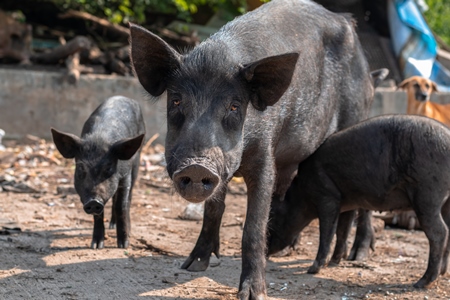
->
268 114 450 288
51 96 145 249
129 0 386 297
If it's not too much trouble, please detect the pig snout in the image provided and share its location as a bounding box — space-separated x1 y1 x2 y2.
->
83 199 104 215
173 164 219 203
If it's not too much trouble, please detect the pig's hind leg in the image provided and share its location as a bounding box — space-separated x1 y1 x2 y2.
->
330 210 356 264
347 210 375 261
412 194 448 288
109 199 116 229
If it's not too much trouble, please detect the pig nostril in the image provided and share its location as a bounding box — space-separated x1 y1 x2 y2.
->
180 177 191 187
202 178 213 189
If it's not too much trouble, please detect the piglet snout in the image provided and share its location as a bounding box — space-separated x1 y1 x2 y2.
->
173 164 219 203
83 199 104 215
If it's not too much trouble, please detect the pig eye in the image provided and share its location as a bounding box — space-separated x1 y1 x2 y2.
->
230 104 239 112
171 94 182 107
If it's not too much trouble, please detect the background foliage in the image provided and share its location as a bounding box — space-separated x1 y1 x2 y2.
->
424 0 450 45
54 0 449 46
57 0 247 24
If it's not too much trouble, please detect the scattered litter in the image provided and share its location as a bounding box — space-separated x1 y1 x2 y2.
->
179 202 204 221
56 185 76 195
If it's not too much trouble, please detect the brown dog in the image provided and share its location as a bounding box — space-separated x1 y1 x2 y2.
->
398 76 450 125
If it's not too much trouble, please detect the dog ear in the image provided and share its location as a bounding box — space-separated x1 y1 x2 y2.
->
431 81 439 93
398 77 415 90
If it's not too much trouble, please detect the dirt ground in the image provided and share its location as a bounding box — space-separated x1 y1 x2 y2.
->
0 139 449 300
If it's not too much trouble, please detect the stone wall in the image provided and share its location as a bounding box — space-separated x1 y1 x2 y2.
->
0 68 167 143
1 69 450 143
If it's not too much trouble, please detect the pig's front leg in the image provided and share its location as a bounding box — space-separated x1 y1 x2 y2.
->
181 187 226 271
92 212 105 249
238 162 275 300
114 177 133 248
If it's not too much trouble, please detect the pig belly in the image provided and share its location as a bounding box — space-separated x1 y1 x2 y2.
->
340 188 412 213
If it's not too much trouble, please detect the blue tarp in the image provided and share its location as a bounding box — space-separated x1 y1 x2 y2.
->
388 0 450 91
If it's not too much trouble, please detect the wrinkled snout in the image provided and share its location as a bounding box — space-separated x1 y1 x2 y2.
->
173 164 219 203
83 199 104 215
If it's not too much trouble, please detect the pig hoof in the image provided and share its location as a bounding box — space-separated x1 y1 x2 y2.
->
109 222 116 229
328 260 340 267
237 278 267 300
307 262 321 274
440 263 448 275
181 256 210 272
413 278 431 289
117 240 129 249
91 240 104 249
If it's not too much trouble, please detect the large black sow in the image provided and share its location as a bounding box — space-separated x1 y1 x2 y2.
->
129 0 387 298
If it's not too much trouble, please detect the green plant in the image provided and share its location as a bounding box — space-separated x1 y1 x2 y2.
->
56 0 248 25
424 0 450 45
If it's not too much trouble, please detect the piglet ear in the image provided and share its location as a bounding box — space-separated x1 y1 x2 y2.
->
129 23 181 97
111 134 145 161
241 52 299 111
51 128 82 159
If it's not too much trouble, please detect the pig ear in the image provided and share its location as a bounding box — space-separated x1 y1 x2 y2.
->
111 134 145 161
370 68 389 88
51 128 82 159
129 23 181 97
241 53 299 111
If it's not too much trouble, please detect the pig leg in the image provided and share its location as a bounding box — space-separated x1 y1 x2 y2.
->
440 198 450 275
92 212 105 249
308 200 340 274
413 203 447 288
109 199 116 229
181 188 226 271
330 210 356 264
347 209 375 261
114 176 133 248
238 165 275 300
